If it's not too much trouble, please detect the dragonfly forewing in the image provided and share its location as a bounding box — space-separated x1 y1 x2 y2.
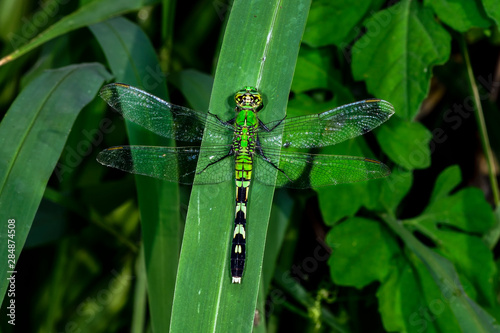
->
100 83 234 144
258 99 394 149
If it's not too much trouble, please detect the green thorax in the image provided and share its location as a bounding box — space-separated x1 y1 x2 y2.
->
234 87 262 129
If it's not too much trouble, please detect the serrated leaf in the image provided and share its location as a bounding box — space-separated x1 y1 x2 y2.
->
418 187 495 234
384 215 500 333
352 0 451 120
326 217 399 288
424 0 492 32
399 166 497 318
404 179 497 306
376 116 432 170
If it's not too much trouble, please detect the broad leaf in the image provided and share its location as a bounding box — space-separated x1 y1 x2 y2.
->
317 138 380 225
352 0 451 120
429 164 461 204
326 217 399 288
302 0 385 47
424 0 492 32
483 0 500 26
376 116 432 170
366 167 413 215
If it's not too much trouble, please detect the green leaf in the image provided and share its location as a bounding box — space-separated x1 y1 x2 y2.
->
0 0 27 41
132 245 147 333
408 186 497 303
291 47 333 93
66 253 135 332
90 17 180 331
326 217 399 289
168 69 213 111
483 205 500 249
429 164 462 204
401 166 497 308
352 0 451 120
0 0 158 66
318 181 370 225
286 91 350 118
0 63 111 303
367 167 413 215
384 215 500 333
376 261 425 332
376 255 465 333
169 1 311 332
262 190 293 290
435 230 496 305
418 188 496 234
483 0 500 26
424 0 492 32
376 116 432 170
317 137 379 225
302 0 385 47
405 251 462 332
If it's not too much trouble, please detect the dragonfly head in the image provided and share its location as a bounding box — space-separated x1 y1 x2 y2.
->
235 86 263 111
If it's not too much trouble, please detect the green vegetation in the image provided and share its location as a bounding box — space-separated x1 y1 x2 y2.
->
0 0 499 332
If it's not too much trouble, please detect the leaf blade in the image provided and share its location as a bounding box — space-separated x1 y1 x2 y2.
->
0 63 111 303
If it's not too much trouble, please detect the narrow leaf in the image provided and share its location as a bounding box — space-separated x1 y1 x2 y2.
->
170 0 311 331
0 0 157 66
0 63 111 304
90 17 180 332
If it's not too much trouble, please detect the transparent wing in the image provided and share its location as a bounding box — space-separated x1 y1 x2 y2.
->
258 99 394 148
97 145 234 185
254 147 390 188
100 83 234 144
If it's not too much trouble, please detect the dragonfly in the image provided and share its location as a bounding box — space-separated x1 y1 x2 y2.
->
97 83 394 284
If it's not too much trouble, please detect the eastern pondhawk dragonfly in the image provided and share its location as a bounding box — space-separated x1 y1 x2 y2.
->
97 84 394 284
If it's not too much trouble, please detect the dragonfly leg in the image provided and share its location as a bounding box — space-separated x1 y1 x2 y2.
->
255 145 292 182
207 111 235 126
196 149 234 175
259 116 286 132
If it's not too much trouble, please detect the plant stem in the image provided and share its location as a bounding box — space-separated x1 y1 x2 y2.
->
460 36 500 206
